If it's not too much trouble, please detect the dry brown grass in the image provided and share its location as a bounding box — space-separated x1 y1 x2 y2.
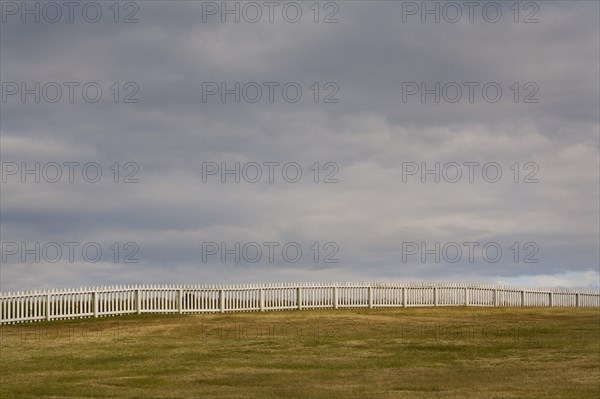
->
1 307 598 398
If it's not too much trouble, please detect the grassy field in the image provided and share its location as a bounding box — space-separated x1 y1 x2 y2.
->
1 307 599 398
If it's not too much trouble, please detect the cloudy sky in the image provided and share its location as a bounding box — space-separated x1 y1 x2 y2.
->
1 0 598 291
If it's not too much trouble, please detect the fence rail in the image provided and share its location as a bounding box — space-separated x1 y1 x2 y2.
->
1 282 599 324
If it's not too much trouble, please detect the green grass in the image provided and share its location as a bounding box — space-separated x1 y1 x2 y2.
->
1 307 599 398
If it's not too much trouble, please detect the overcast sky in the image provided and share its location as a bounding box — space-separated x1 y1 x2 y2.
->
1 0 598 292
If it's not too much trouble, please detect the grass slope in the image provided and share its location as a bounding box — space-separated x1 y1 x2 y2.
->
1 307 599 398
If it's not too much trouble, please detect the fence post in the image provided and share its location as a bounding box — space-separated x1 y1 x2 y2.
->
465 288 469 306
297 287 302 310
259 288 265 311
368 286 373 308
575 293 580 307
46 293 51 321
493 289 498 306
402 287 407 308
549 292 553 307
333 287 338 309
93 291 98 318
136 288 141 314
178 288 183 314
219 289 224 313
434 287 438 307
521 290 526 307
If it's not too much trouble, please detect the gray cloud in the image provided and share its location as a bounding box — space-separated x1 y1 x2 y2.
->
1 1 598 291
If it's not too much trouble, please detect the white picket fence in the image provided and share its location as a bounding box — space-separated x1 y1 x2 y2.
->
1 282 599 324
